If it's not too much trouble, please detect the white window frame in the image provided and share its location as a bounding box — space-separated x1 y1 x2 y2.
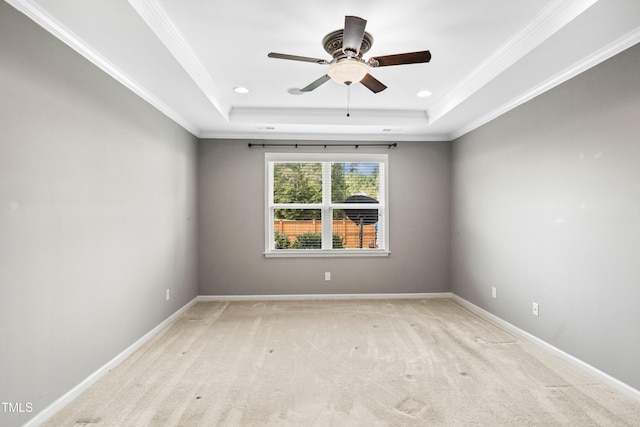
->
265 152 390 257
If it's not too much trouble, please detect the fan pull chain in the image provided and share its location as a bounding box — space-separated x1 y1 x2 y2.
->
346 83 351 117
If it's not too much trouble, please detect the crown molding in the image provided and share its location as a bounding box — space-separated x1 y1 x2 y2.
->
6 0 200 136
199 130 449 143
229 107 429 126
428 0 598 126
205 106 446 141
450 27 640 141
127 0 231 121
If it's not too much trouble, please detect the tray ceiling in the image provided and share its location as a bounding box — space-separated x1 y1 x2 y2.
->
6 0 640 141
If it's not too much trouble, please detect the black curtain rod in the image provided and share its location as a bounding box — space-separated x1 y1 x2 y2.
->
248 142 397 149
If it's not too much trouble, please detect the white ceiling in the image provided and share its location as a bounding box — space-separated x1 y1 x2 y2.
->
7 0 640 141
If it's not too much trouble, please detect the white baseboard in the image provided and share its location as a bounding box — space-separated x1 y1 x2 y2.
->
450 294 640 403
23 296 200 427
196 292 453 302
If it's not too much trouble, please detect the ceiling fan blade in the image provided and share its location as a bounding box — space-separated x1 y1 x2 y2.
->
268 52 328 64
369 50 431 67
360 73 387 93
342 16 367 54
301 75 331 92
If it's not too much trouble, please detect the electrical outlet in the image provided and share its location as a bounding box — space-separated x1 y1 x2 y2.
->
325 272 331 281
491 287 497 299
532 302 539 316
166 289 170 301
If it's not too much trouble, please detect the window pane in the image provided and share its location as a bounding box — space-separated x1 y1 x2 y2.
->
331 162 380 203
273 209 322 249
333 209 379 249
266 153 387 256
273 163 322 204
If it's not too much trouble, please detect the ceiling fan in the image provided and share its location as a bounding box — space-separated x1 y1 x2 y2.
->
268 16 431 94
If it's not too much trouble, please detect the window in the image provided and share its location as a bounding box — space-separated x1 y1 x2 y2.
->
265 152 389 257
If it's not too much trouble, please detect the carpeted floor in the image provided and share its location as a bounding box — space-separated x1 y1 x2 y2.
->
44 299 640 426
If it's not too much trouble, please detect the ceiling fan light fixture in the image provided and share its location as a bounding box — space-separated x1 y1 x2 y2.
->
327 59 369 85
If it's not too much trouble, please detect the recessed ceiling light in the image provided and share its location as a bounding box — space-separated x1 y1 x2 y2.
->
234 86 250 94
417 90 432 98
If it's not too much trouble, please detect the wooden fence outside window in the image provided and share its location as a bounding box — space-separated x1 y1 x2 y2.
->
274 219 378 248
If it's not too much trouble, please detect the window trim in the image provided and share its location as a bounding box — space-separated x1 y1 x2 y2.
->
264 152 390 258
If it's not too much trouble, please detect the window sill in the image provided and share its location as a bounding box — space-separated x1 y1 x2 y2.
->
264 250 390 258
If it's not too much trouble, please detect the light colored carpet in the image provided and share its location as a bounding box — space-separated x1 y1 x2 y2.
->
44 299 640 426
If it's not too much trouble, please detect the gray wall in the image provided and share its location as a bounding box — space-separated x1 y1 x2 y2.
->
198 140 451 296
0 4 199 426
451 43 640 390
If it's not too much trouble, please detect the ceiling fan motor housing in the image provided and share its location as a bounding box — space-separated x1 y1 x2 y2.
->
323 29 374 60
